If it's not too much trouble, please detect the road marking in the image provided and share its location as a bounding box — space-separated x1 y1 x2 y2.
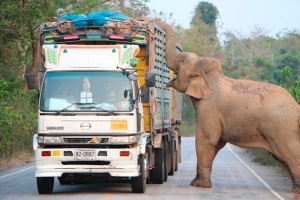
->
228 145 285 200
0 166 35 179
102 186 120 200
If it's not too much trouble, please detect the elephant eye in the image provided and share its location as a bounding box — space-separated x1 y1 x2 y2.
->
190 74 198 78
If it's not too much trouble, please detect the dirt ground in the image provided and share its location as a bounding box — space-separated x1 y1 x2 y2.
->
0 153 34 170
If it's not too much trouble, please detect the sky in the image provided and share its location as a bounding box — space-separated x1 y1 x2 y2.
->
147 0 300 38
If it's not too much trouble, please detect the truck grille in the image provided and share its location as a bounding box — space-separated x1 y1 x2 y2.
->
63 138 109 144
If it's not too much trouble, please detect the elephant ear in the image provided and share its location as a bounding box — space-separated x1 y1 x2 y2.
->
185 69 211 99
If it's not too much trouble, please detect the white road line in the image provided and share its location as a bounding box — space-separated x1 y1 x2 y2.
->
227 145 285 200
0 166 35 179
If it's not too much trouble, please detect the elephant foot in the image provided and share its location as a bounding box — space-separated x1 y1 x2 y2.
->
190 177 212 188
190 167 212 188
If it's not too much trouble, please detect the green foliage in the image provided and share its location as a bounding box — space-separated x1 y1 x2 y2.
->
191 2 219 26
280 66 300 103
280 66 294 88
178 121 196 137
182 95 196 121
0 80 38 157
179 95 196 137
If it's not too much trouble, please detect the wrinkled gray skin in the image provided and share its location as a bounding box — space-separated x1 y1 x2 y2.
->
140 17 300 196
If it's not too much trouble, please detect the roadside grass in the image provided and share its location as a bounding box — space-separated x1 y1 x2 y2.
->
0 151 34 170
249 148 291 180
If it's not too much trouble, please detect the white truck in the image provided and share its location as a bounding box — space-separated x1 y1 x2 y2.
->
26 13 182 194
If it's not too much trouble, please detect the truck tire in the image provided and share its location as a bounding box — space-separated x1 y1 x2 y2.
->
168 139 176 176
37 177 54 194
131 154 146 193
151 145 165 184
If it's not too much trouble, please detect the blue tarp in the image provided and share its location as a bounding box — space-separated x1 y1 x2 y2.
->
58 11 129 27
58 14 88 27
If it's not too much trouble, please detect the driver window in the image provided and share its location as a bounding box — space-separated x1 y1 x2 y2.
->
53 81 78 100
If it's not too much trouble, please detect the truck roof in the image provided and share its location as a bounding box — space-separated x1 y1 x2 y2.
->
41 14 152 45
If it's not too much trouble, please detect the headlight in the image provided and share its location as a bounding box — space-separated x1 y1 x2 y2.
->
38 136 62 144
111 136 138 144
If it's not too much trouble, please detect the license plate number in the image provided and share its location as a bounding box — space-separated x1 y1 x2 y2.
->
111 120 128 130
74 149 96 160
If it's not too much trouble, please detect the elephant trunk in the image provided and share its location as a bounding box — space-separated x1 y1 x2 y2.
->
154 21 184 72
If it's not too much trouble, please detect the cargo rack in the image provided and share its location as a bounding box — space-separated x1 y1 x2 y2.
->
41 19 151 45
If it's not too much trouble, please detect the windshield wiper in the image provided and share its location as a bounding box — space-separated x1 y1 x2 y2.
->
95 106 118 116
78 105 118 116
56 103 94 114
56 103 118 116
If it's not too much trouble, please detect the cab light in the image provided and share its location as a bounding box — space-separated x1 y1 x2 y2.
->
42 151 51 157
120 151 130 157
52 151 60 156
110 34 124 40
64 35 79 40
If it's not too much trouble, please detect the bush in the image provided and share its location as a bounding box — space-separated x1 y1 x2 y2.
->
178 121 196 137
0 80 38 159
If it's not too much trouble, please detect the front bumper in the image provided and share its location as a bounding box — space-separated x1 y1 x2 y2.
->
34 148 139 177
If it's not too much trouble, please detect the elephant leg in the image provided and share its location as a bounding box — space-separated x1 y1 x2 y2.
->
286 163 300 199
269 140 300 196
271 154 300 195
190 137 226 188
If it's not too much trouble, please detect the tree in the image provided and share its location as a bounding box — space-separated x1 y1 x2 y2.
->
275 30 300 81
280 66 300 104
222 27 276 82
178 2 221 57
191 1 219 27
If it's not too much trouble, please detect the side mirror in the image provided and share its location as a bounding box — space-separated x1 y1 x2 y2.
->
141 87 149 103
26 73 36 90
145 72 155 87
124 89 133 99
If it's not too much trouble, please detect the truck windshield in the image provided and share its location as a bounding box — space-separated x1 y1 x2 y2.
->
40 71 134 112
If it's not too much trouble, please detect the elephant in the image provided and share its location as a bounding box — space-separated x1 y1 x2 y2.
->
141 17 300 196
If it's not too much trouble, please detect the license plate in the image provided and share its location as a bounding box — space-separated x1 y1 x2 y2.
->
74 149 96 160
111 120 128 130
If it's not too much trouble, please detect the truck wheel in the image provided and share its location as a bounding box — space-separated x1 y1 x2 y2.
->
168 139 176 176
37 177 54 194
131 154 146 193
151 145 164 184
163 139 168 182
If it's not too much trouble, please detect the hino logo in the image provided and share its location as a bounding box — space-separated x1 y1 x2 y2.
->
80 122 92 130
46 126 64 130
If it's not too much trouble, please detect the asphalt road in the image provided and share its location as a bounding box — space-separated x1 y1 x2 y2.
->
0 137 294 200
